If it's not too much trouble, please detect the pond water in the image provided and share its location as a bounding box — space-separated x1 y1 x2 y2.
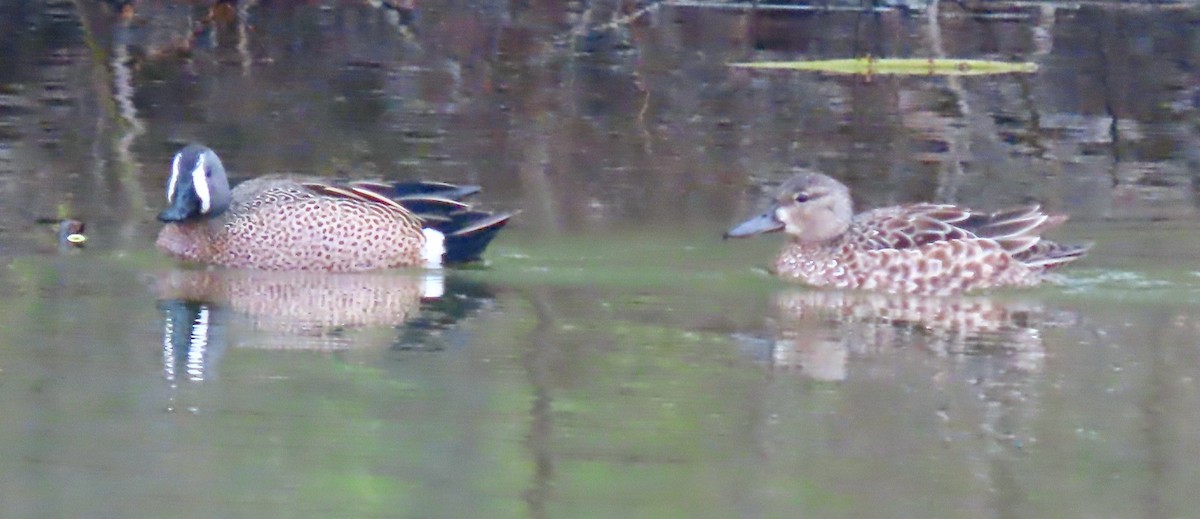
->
2 0 1200 517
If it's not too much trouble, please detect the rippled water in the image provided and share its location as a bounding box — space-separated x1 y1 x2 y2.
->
2 1 1200 517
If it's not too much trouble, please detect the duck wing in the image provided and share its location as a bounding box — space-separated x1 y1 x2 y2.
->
850 203 1063 257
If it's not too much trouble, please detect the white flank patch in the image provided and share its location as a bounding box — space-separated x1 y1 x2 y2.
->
188 306 209 381
422 271 445 299
167 152 182 202
421 228 445 268
192 152 211 213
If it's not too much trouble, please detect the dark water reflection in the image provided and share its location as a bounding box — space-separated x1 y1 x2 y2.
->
2 0 1200 517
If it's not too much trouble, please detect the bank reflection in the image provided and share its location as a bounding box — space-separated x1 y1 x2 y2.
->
754 289 1075 381
156 269 496 382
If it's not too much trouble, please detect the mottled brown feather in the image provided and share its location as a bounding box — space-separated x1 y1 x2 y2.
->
159 179 427 271
740 172 1088 295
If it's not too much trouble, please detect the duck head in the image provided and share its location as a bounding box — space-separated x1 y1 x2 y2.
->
158 144 232 222
725 170 854 244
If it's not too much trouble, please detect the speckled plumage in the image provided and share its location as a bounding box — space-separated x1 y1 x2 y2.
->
158 177 426 271
156 145 512 272
726 171 1089 296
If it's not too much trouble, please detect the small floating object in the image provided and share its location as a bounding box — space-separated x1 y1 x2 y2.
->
728 57 1038 76
58 219 87 248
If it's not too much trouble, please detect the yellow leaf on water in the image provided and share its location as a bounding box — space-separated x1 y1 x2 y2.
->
728 57 1038 76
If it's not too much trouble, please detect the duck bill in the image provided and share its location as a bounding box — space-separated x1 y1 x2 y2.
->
157 191 200 223
157 204 192 222
724 207 784 239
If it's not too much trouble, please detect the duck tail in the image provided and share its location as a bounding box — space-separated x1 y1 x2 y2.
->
382 182 514 263
437 211 516 263
1017 240 1092 271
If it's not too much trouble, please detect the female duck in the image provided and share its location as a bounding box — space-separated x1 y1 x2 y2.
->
725 170 1089 296
156 144 513 271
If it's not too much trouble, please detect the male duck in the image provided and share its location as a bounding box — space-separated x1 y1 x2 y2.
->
725 170 1089 296
156 144 513 271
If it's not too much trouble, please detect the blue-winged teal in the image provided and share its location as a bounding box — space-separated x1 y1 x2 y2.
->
156 144 513 271
725 170 1089 295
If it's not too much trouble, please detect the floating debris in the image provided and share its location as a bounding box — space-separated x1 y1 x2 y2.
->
58 219 86 248
728 57 1038 76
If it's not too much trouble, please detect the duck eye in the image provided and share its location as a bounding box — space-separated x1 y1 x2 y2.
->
794 192 810 203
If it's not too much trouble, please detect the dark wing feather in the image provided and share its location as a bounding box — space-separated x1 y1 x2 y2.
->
351 180 482 201
395 197 470 217
1015 240 1092 271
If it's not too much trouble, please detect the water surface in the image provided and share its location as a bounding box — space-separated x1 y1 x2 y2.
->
2 1 1200 517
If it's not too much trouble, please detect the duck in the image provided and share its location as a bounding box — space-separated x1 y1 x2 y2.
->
155 144 513 271
724 170 1089 295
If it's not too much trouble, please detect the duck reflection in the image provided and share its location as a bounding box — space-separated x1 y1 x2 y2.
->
748 290 1073 381
156 269 495 382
